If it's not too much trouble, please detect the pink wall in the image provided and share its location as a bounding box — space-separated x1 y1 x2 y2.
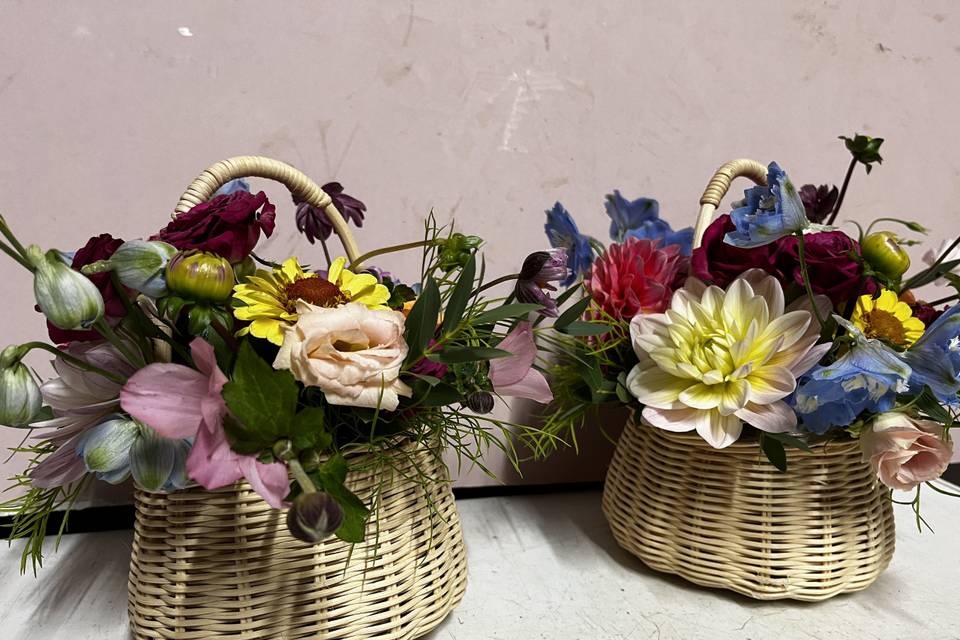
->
2 1 960 496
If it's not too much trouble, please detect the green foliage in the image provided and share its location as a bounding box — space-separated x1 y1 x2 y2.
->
473 303 542 325
442 254 475 335
312 453 370 543
759 433 788 472
404 276 441 364
840 133 884 173
428 346 511 364
554 295 592 331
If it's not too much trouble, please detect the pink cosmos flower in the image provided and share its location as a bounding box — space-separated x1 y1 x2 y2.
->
120 338 288 507
584 237 683 321
489 322 553 404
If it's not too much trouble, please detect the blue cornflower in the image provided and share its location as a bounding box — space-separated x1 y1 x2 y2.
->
791 316 911 434
724 162 810 248
544 202 593 286
903 304 960 404
604 191 694 255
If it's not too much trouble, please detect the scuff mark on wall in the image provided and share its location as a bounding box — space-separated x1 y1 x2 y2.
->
499 70 565 153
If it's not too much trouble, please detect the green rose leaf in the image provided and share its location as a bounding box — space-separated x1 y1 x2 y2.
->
222 340 299 452
759 433 788 472
290 406 332 452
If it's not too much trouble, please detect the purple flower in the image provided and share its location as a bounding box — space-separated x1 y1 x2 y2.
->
410 339 448 379
295 182 366 244
514 249 569 317
799 184 839 224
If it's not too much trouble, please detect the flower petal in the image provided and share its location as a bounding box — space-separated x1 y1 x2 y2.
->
495 368 554 404
120 364 207 438
626 361 690 409
238 457 290 509
735 400 797 433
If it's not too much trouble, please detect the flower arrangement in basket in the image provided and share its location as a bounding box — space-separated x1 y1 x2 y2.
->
532 136 959 600
0 157 560 637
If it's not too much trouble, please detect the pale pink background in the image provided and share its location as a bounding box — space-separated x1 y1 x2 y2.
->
2 1 959 499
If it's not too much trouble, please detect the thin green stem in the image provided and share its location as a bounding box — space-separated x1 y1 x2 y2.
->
288 458 316 494
109 274 154 363
94 318 145 368
826 157 857 225
318 236 333 270
904 235 960 292
795 231 827 329
349 239 442 271
0 214 32 264
20 342 127 384
0 237 33 271
928 293 960 307
470 274 519 297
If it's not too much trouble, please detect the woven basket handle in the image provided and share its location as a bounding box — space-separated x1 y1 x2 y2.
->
174 155 361 263
693 159 768 249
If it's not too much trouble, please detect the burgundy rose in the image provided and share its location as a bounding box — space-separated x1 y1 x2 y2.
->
778 231 865 307
153 191 276 262
911 301 946 326
690 215 789 288
47 234 126 344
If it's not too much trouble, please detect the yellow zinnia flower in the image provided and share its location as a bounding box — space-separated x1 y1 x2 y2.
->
851 289 924 347
233 257 390 345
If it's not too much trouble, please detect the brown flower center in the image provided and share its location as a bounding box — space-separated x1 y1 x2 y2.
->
286 277 347 308
861 309 907 345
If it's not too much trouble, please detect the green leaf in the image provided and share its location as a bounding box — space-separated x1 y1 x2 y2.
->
387 283 417 309
473 303 543 325
417 382 464 407
762 431 812 452
404 277 441 363
428 346 512 364
904 259 960 290
442 254 475 336
615 372 633 404
559 320 610 336
554 295 592 329
759 433 787 472
314 454 370 543
222 341 299 452
289 406 331 452
914 387 954 424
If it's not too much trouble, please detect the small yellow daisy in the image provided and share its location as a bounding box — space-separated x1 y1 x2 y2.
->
851 288 925 347
233 257 390 345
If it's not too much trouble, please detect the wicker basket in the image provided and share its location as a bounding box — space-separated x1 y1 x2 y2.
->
127 157 467 639
601 159 897 601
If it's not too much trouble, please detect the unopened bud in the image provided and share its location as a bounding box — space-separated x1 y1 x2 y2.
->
27 245 105 330
165 250 235 303
464 391 495 414
0 346 42 428
286 492 344 543
83 240 177 297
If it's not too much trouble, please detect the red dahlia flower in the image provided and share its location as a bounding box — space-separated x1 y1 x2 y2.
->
585 237 682 320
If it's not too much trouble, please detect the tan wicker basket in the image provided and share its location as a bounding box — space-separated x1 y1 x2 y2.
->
601 159 897 601
127 157 466 638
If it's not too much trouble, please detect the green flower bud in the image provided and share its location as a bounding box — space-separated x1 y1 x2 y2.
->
79 417 140 482
272 438 296 461
299 449 322 472
233 256 257 281
286 492 344 543
840 134 884 174
0 345 42 428
438 233 483 272
165 250 235 303
862 231 911 279
83 240 177 297
27 245 105 330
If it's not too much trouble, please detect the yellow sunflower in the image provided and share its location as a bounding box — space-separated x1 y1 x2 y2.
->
233 257 390 345
851 288 925 347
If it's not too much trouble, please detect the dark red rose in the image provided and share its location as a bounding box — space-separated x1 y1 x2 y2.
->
690 215 789 287
153 191 276 262
911 301 946 326
778 231 865 307
46 234 126 344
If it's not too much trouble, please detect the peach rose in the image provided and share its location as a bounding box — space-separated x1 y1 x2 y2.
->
273 301 412 411
860 413 953 491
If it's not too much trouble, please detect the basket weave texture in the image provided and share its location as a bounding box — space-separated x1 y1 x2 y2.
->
603 418 896 601
128 441 466 639
127 156 465 638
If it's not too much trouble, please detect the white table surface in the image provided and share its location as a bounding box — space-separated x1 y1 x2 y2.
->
2 486 958 640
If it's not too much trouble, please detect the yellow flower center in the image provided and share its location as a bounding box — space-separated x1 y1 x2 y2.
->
859 308 907 345
285 278 347 309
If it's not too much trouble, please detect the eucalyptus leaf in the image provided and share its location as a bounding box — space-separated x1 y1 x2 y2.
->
405 277 441 363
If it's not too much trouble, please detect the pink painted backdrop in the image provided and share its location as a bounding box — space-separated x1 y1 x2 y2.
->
2 1 960 500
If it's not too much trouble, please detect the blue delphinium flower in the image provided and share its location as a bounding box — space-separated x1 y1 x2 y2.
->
724 162 810 248
903 304 960 404
213 178 251 197
544 202 593 286
604 191 694 255
791 317 911 434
